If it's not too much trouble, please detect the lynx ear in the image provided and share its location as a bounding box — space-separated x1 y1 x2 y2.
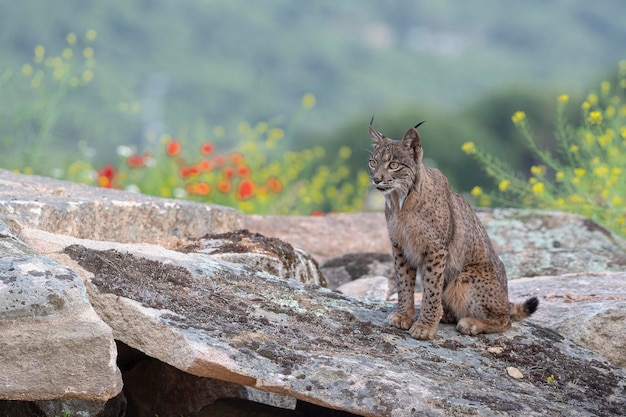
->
368 115 385 146
402 121 425 150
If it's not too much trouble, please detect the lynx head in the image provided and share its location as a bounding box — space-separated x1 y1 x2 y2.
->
368 120 425 199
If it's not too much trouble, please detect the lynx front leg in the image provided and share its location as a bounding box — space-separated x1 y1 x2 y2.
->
388 242 416 330
409 248 447 340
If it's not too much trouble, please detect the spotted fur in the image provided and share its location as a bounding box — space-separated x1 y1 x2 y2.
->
368 122 538 340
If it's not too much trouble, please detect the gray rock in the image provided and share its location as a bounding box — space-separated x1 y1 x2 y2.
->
175 229 326 286
0 169 243 242
509 272 626 368
21 229 626 417
481 208 626 278
0 223 122 402
321 252 393 289
336 276 394 301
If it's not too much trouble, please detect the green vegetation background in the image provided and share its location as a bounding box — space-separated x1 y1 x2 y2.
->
1 0 624 200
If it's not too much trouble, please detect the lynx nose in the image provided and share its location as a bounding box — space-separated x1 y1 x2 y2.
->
372 176 382 184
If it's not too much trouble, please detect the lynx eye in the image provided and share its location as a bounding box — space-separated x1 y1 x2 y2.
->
368 158 377 169
388 161 400 170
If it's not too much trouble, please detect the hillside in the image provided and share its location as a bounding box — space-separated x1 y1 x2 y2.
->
0 0 624 174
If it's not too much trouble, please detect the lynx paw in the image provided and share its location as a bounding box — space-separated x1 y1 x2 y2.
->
408 322 438 340
456 317 481 335
388 312 414 330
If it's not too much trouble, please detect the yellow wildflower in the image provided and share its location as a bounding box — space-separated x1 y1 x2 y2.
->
255 121 268 134
301 93 316 109
82 70 93 83
555 171 564 182
62 48 73 60
83 47 94 59
34 45 45 63
498 179 510 192
621 127 626 139
85 29 97 42
532 182 544 195
570 144 579 152
588 111 603 125
511 111 526 124
581 101 591 110
612 167 622 175
593 165 609 178
21 64 33 76
605 106 616 118
557 94 569 103
470 186 482 197
339 146 352 159
613 196 623 206
601 81 611 95
267 128 284 141
598 130 613 147
587 93 598 105
530 165 546 176
461 141 476 155
568 194 585 204
574 168 586 177
66 32 77 45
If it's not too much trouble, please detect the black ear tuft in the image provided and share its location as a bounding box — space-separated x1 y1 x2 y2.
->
414 121 426 129
370 115 375 126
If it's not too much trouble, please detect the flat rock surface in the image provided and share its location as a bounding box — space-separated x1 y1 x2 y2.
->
509 272 626 368
21 229 626 417
0 169 243 242
0 223 122 401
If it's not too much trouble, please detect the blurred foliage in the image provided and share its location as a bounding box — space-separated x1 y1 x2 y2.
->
462 62 626 237
1 0 625 165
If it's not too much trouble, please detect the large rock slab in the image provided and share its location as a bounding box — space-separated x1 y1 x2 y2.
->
0 223 122 402
21 229 626 417
0 169 243 242
509 272 626 368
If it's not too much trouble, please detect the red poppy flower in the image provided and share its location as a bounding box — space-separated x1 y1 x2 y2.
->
238 165 251 177
231 153 245 165
223 167 235 179
127 154 146 168
198 159 212 172
217 180 231 194
200 142 214 155
266 177 282 193
98 165 115 180
236 178 255 200
311 210 325 217
186 182 211 196
166 139 182 157
180 165 200 178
